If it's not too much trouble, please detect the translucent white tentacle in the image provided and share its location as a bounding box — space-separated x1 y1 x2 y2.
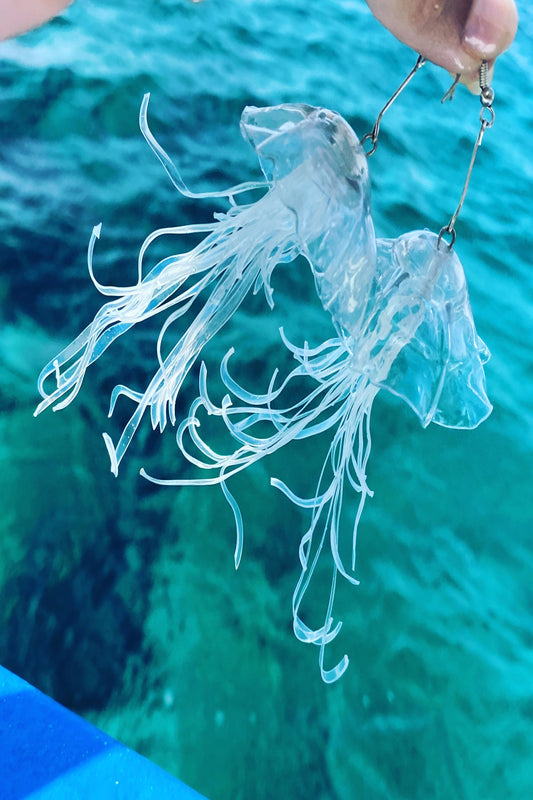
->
141 334 377 681
139 93 267 202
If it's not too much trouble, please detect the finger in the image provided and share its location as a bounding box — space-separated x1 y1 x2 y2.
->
366 0 518 83
0 0 73 41
463 0 518 61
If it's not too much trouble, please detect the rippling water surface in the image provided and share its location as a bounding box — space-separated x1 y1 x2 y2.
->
0 2 532 798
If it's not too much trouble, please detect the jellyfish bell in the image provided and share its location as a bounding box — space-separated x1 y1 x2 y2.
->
357 229 492 430
242 103 377 340
241 103 367 190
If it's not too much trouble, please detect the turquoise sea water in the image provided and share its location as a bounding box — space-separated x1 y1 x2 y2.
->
1 1 532 798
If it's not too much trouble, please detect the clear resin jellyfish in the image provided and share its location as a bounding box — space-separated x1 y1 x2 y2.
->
148 226 492 681
35 99 492 681
35 98 375 476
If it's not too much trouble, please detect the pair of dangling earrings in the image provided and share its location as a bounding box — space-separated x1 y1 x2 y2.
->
34 59 497 681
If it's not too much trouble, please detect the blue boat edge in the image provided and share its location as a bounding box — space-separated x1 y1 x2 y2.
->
0 664 208 800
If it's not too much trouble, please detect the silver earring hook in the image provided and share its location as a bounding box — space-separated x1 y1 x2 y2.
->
362 54 426 157
438 61 495 250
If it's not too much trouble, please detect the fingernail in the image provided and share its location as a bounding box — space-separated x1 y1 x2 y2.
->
463 0 518 60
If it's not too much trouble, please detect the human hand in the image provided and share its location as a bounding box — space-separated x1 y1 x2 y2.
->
366 0 518 85
0 0 73 42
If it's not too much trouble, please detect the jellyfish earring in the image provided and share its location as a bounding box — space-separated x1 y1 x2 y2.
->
34 99 377 473
356 61 497 430
355 59 497 427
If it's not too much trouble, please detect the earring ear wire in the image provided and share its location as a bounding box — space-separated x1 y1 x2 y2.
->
438 61 495 250
361 54 426 156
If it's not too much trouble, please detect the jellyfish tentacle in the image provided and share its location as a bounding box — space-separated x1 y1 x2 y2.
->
319 570 349 683
139 93 268 202
220 477 245 569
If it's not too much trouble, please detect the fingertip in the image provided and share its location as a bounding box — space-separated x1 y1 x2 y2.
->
463 0 518 62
